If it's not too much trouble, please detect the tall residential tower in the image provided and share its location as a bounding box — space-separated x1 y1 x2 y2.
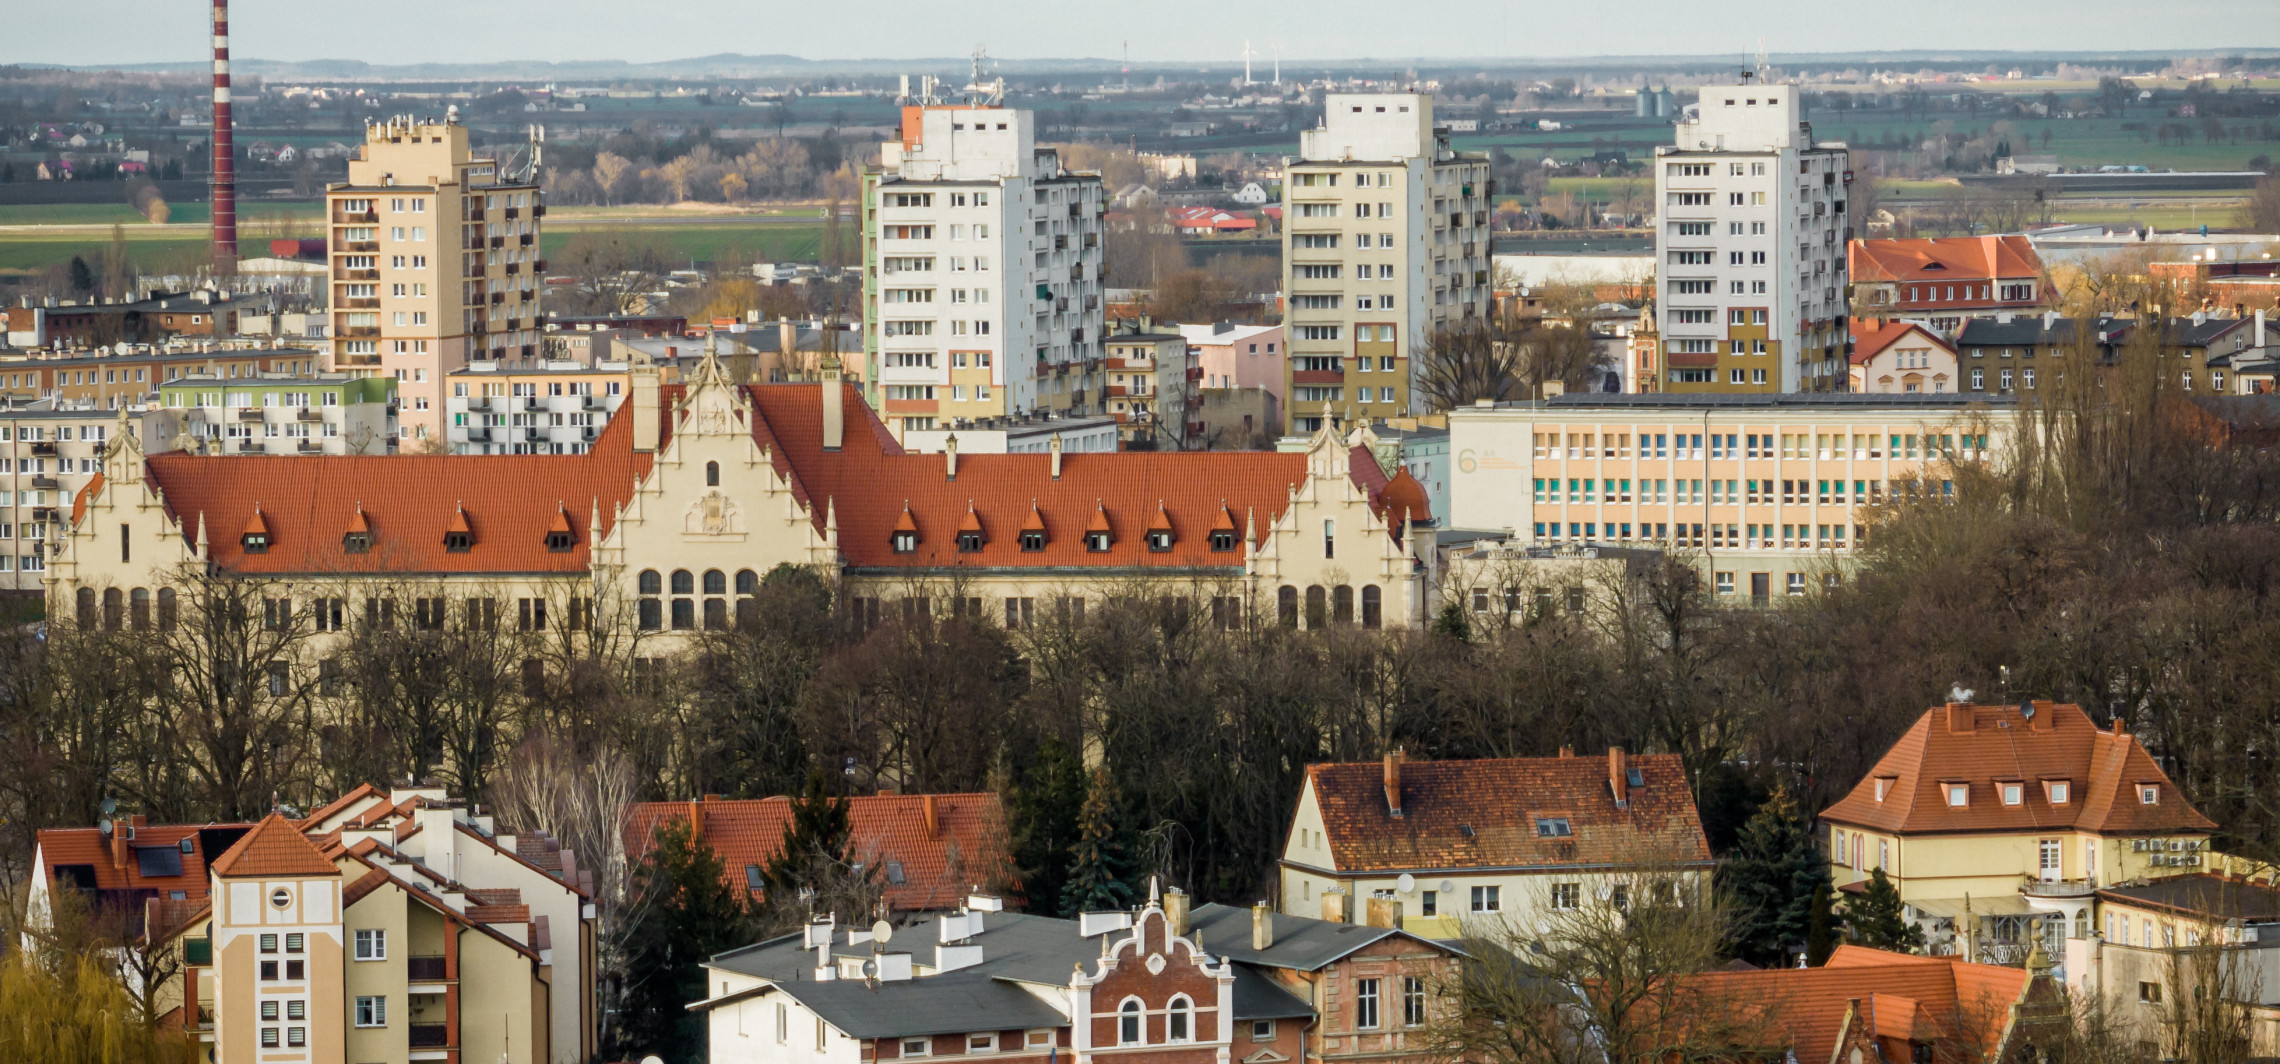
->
862 105 1105 437
325 116 543 445
1280 94 1492 433
1652 79 1849 393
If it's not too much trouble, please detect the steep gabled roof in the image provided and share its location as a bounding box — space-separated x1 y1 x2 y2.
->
1850 320 1956 366
1301 752 1711 874
1820 701 2217 836
1672 946 2037 1064
624 793 1015 912
210 813 340 879
1848 236 2043 285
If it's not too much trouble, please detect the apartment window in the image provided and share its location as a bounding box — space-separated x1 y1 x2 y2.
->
285 933 303 952
262 1001 279 1021
260 934 278 953
355 928 385 960
1550 883 1581 910
2140 982 2163 1004
1419 890 1437 916
1356 979 1381 1030
261 1029 280 1048
1403 977 1426 1027
1470 885 1500 912
287 1028 306 1048
355 995 386 1027
902 1038 932 1057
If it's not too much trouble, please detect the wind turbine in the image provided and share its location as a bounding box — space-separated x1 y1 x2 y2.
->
1242 41 1255 86
1271 44 1283 87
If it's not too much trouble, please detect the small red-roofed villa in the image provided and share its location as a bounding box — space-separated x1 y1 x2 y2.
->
51 353 1432 639
1850 319 1960 395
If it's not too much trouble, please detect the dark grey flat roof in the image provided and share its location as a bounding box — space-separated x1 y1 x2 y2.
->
1231 969 1314 1020
772 970 1071 1039
1518 392 2016 410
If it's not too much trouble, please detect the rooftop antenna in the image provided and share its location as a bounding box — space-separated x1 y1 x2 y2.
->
962 45 1003 106
1755 37 1771 83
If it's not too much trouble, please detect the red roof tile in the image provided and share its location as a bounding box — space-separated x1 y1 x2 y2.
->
209 813 340 878
1820 701 2217 836
1672 946 2038 1064
623 793 1015 911
1302 751 1711 874
1849 320 1956 366
1848 236 2043 286
38 821 251 901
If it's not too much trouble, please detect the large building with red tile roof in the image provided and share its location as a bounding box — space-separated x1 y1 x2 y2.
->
624 792 1016 913
50 355 1430 638
1849 319 1960 395
1822 700 2218 973
1278 748 1713 940
1669 945 2058 1064
1848 236 2045 336
31 784 596 1064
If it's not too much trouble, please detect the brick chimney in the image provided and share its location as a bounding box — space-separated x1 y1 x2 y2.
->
1252 902 1274 949
1558 745 1575 758
1608 747 1629 809
1164 887 1190 936
2026 699 2054 731
923 794 940 840
820 360 844 451
1383 750 1403 818
687 797 704 842
1364 896 1403 929
1946 703 1976 734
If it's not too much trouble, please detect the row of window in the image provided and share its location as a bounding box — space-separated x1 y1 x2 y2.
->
1531 521 1878 551
1535 477 1947 506
1531 432 1989 461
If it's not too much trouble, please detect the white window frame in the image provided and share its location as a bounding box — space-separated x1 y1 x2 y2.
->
354 928 385 961
901 1037 931 1057
354 995 386 1028
1355 979 1381 1030
1119 998 1145 1045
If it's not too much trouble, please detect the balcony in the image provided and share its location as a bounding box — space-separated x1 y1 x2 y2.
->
504 207 520 219
2020 877 2097 899
339 297 379 310
582 396 605 410
296 408 323 422
489 236 506 249
519 233 533 246
344 241 378 253
337 268 379 282
465 428 493 443
406 956 449 981
1292 369 1344 385
296 440 321 453
30 442 56 456
339 326 380 339
235 409 266 422
505 263 520 276
409 1024 450 1049
1186 367 1203 382
235 439 263 453
465 206 485 222
29 476 58 490
532 204 545 218
337 211 377 224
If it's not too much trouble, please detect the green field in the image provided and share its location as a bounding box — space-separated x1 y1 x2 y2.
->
539 223 826 265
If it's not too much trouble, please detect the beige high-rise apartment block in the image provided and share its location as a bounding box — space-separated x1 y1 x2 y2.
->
1281 94 1492 434
327 116 543 446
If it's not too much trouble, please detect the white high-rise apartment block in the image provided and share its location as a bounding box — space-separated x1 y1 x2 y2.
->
1652 79 1849 394
863 106 1105 437
1282 94 1492 433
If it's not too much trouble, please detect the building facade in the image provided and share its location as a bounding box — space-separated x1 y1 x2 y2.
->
30 784 597 1064
326 115 543 445
445 361 627 455
150 374 397 456
1848 236 2044 335
862 106 1105 437
0 404 126 591
1849 320 1958 394
1952 313 2253 398
1653 80 1850 393
1821 700 2219 972
1444 393 2012 598
1101 323 1191 445
1281 94 1491 432
1278 749 1712 940
0 344 329 407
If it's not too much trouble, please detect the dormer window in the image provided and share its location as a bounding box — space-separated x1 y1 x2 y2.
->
1147 529 1174 552
1086 530 1111 552
2047 781 2070 805
444 530 473 552
892 530 918 553
957 530 985 553
545 529 575 552
2140 785 2160 805
2002 783 2023 806
1209 529 1238 552
1020 529 1046 551
242 531 270 553
1945 783 1969 808
1874 777 1895 802
343 531 371 554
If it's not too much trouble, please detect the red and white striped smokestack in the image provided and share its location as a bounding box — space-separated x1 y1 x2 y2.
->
210 0 236 264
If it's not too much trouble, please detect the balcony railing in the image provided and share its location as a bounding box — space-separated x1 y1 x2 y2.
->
235 409 266 422
409 1024 450 1048
296 409 323 422
407 955 449 980
2021 877 2097 898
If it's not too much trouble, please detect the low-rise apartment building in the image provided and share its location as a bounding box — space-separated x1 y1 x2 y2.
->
1183 322 1284 397
5 289 248 349
1278 748 1712 940
0 344 329 407
0 403 127 591
1849 320 1959 394
445 361 627 454
1952 313 2255 397
149 374 397 456
2064 875 2280 1059
1821 699 2218 974
1102 322 1190 445
1848 236 2044 335
1444 393 2013 598
899 412 1119 455
29 783 596 1064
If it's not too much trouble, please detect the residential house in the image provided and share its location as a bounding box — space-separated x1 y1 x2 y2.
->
30 783 597 1064
1278 748 1712 940
1822 700 2218 972
2065 874 2280 1059
1671 945 2059 1064
1232 183 1271 206
691 889 1462 1064
1848 236 2045 336
149 374 398 456
1952 313 2254 397
1850 320 1959 394
623 793 1015 913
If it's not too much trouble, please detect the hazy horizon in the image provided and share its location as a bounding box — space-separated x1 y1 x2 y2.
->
9 0 2278 71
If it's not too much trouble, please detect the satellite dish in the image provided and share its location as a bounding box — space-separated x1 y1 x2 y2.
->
97 819 112 835
871 920 893 944
1439 880 1456 895
99 797 116 815
1395 873 1416 894
641 1056 664 1064
2020 699 2036 720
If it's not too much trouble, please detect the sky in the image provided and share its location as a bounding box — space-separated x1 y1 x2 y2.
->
9 0 2277 69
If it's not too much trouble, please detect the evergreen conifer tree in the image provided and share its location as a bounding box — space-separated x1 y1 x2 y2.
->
761 770 852 902
1008 734 1087 914
1845 867 1925 953
1060 765 1136 916
621 817 754 1062
1719 783 1833 967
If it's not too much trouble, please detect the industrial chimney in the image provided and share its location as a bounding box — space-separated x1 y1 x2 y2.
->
210 0 237 266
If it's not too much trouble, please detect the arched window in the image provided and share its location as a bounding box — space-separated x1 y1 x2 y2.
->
1332 585 1354 625
129 588 150 631
735 569 760 595
637 570 663 631
735 569 760 630
1305 585 1327 629
157 587 177 631
1167 996 1192 1043
1119 1000 1143 1045
1277 585 1298 628
102 587 123 631
703 569 727 595
706 460 720 487
1361 585 1382 629
670 569 694 595
639 570 662 595
75 587 95 629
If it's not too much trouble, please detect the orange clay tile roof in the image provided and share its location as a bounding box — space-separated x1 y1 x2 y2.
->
1820 701 2218 836
93 381 1393 576
1300 751 1711 874
1344 444 1432 526
37 821 249 901
623 793 1015 912
1847 235 2043 285
1673 945 2037 1064
1849 320 1956 366
209 813 341 879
